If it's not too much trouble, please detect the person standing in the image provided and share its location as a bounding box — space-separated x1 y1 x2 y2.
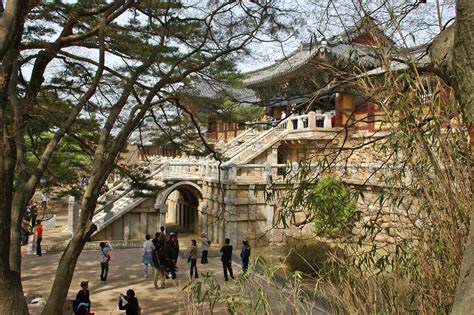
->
118 289 139 315
41 192 48 211
73 281 91 315
201 232 211 264
189 239 198 279
159 225 166 239
30 202 38 227
99 241 112 283
220 238 234 281
143 234 155 278
34 219 43 256
170 232 179 264
241 240 251 273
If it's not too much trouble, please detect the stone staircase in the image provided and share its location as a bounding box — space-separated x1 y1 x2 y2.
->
219 128 259 158
93 164 165 233
223 125 289 164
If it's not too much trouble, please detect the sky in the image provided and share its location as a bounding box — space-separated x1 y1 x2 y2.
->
237 0 455 72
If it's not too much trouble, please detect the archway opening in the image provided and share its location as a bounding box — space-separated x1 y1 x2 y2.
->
165 186 200 234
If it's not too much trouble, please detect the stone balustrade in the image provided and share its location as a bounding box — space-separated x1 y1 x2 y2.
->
145 160 411 188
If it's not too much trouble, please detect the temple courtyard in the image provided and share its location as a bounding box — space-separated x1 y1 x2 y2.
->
21 211 328 314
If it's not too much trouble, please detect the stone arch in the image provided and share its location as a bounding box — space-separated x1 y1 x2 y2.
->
154 181 203 232
154 181 203 212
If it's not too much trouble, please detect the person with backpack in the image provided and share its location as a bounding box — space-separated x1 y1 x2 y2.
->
240 240 251 273
99 241 112 283
73 281 91 315
164 239 177 279
201 232 211 264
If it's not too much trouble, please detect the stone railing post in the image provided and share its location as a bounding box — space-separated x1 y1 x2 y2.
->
287 118 294 130
163 161 170 177
227 164 237 181
264 162 272 181
291 162 298 175
308 111 316 128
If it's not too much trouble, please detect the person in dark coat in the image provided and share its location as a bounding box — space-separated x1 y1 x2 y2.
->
220 238 234 281
118 289 139 315
73 281 91 315
240 240 251 273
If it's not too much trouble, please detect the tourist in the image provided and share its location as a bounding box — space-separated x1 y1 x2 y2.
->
99 241 112 283
160 225 166 238
73 281 91 315
201 232 211 264
189 239 198 279
30 201 38 227
152 232 162 251
170 232 179 264
34 219 43 256
152 244 167 289
164 238 177 279
118 289 139 315
241 240 251 273
143 234 155 278
220 238 234 281
41 191 48 211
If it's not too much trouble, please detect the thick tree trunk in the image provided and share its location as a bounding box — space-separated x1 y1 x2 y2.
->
40 227 95 315
0 272 29 314
431 0 474 313
448 0 474 313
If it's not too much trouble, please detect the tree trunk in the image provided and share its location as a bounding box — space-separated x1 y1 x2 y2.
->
40 223 96 315
431 0 474 313
0 272 29 314
448 0 474 313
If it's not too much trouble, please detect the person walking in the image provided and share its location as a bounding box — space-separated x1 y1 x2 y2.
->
34 219 43 256
118 289 140 315
73 281 91 315
152 245 167 289
201 232 211 264
41 192 48 211
189 239 198 279
99 241 112 283
143 234 155 278
220 238 234 281
241 240 251 273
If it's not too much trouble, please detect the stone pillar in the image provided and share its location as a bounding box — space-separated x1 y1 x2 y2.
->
154 203 168 230
63 196 76 234
308 111 316 128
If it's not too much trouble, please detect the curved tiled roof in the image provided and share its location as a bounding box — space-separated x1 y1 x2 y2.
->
244 41 381 87
244 17 390 87
181 77 259 105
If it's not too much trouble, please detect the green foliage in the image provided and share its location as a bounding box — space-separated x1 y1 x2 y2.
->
25 95 98 187
311 178 359 237
126 165 163 197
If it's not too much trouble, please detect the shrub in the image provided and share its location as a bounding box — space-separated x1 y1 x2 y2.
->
284 239 346 280
310 178 359 237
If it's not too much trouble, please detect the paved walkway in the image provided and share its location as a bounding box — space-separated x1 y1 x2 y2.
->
21 210 328 314
23 247 243 314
